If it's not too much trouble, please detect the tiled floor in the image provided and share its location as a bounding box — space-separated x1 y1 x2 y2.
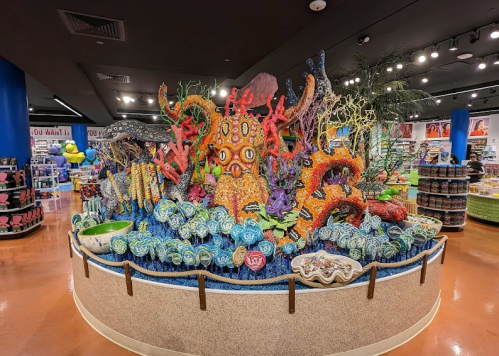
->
0 192 498 355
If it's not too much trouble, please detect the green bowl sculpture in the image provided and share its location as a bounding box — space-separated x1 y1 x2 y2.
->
78 221 134 254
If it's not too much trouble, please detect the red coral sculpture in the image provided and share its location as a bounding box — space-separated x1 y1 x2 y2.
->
367 199 408 222
225 88 254 117
168 125 190 173
187 184 207 203
153 149 180 184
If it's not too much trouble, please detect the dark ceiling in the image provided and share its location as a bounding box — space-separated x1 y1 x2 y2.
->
1 0 499 127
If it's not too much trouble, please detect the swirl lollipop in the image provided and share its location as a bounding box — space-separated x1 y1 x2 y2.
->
220 216 236 235
182 250 198 266
241 227 258 246
213 234 224 249
214 250 231 267
131 240 149 257
155 243 168 262
382 243 398 259
179 201 196 219
282 242 296 255
171 252 182 266
257 240 274 257
178 223 192 240
349 248 362 261
296 237 306 250
207 219 220 235
154 201 172 223
244 250 266 271
247 225 264 242
198 249 212 268
167 213 184 230
230 224 244 244
210 206 227 222
413 233 427 247
196 209 210 221
195 221 209 239
319 227 332 241
244 217 259 228
232 246 247 267
110 236 128 255
189 217 203 232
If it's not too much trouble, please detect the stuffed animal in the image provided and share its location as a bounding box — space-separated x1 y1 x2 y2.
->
82 148 99 166
45 144 71 168
63 140 85 164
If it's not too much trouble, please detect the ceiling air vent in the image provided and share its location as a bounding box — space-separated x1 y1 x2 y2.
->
96 73 130 83
437 61 469 71
58 10 125 41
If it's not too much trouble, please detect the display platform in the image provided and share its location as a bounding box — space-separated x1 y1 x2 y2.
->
467 193 499 225
70 233 446 356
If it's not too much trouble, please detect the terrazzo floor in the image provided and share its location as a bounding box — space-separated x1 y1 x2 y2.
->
0 191 498 356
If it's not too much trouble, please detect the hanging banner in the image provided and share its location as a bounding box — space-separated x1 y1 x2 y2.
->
30 126 104 140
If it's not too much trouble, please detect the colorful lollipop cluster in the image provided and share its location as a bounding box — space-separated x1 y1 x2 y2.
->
312 212 437 261
109 199 275 272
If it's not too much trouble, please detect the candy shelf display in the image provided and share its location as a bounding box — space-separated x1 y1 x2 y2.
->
0 170 44 240
31 164 61 211
70 51 446 356
417 165 469 231
467 178 499 225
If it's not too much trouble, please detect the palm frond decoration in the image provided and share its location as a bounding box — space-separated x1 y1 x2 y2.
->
333 47 435 121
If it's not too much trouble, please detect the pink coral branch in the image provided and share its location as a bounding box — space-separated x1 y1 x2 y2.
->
168 125 190 173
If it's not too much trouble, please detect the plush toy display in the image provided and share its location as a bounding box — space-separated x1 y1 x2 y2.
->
81 148 99 166
44 144 70 182
63 140 85 165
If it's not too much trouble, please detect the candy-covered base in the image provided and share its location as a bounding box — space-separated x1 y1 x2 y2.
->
72 244 443 356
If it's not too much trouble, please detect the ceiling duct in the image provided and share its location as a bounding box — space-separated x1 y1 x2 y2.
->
96 73 130 83
58 10 125 41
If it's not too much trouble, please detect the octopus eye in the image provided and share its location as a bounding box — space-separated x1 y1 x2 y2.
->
219 148 232 164
240 147 255 163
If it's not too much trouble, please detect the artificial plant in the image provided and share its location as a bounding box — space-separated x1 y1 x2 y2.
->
256 204 299 239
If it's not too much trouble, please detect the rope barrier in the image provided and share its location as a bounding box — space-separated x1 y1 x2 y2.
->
68 231 447 289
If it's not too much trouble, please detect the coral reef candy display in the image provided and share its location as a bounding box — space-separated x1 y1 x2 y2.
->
80 50 441 287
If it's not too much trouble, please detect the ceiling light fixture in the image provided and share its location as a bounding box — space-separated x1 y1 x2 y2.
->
494 54 499 65
29 106 34 112
116 97 121 101
421 74 429 83
449 38 459 51
152 115 158 120
53 96 82 117
387 67 393 72
220 89 228 98
122 96 132 103
357 35 370 45
386 87 392 92
96 41 104 45
344 81 349 86
430 46 439 58
491 24 499 39
418 54 427 63
478 59 487 69
355 77 360 83
122 114 127 118
211 89 216 95
349 79 354 84
436 99 441 104
224 58 231 62
396 63 403 69
309 0 327 11
469 30 480 44
168 100 174 105
468 101 473 107
410 115 414 118
147 98 154 104
471 92 478 98
457 53 473 60
273 97 277 100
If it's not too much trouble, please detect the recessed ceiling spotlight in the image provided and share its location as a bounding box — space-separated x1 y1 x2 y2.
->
122 114 127 118
168 100 174 105
96 41 104 45
457 53 473 60
410 115 414 118
415 114 419 118
494 54 499 65
309 0 327 11
130 98 135 102
468 101 472 107
449 38 459 51
29 106 34 112
421 74 429 83
471 92 478 98
152 115 158 120
436 99 441 104
344 81 349 86
430 46 439 58
396 63 403 69
116 97 121 101
478 59 487 69
418 54 427 63
122 96 132 103
224 58 231 62
211 89 217 95
469 30 480 44
220 89 228 97
355 77 360 82
273 97 277 100
387 67 393 72
483 97 489 104
357 35 370 45
491 30 499 39
386 87 392 92
349 79 354 84
147 98 154 104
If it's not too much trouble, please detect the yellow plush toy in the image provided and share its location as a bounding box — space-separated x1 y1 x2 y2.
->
63 140 85 164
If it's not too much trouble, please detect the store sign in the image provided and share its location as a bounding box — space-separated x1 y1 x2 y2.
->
30 126 104 140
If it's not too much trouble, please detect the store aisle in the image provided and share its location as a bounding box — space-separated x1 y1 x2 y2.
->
0 192 498 356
